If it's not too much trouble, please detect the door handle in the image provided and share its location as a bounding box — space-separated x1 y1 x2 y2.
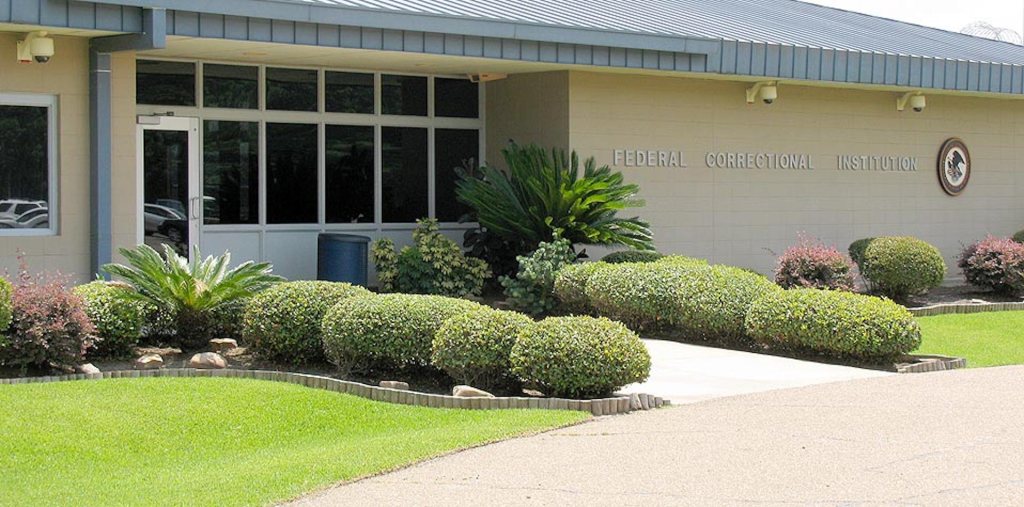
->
190 197 201 220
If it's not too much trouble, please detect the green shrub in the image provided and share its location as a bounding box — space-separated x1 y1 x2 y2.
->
501 235 578 315
72 281 146 358
602 250 663 264
1013 230 1024 244
848 237 876 270
321 294 485 372
553 262 609 314
510 316 651 398
585 262 700 330
0 277 12 331
243 281 372 364
372 219 490 297
655 255 709 267
745 289 921 359
862 237 946 300
431 307 533 389
674 265 782 342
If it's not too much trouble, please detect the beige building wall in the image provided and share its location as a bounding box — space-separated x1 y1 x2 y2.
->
485 71 570 166
565 71 1024 278
0 33 137 283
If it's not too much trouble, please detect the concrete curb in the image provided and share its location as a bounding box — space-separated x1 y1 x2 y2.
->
910 301 1024 317
0 368 669 416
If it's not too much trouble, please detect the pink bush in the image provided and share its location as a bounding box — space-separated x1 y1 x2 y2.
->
774 236 856 291
958 236 1024 295
3 270 95 373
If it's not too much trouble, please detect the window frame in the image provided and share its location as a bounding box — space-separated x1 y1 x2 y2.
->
0 93 59 237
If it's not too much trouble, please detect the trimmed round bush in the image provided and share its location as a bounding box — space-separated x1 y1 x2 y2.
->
674 265 783 342
553 262 609 314
958 236 1024 295
242 281 371 364
602 250 663 264
862 236 946 300
775 237 855 291
1013 230 1024 244
745 289 921 359
656 255 709 267
431 307 533 389
0 277 12 331
510 316 651 398
848 237 876 271
72 281 146 358
585 262 702 330
321 294 485 371
4 278 95 372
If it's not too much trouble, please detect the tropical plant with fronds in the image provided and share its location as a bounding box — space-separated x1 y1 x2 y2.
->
456 143 654 257
103 244 282 348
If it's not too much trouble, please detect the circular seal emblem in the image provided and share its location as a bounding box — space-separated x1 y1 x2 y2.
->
938 138 970 196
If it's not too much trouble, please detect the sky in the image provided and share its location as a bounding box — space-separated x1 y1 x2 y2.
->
803 0 1024 41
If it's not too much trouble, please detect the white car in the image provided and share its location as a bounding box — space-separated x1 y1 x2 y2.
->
0 208 48 229
0 199 47 220
144 203 186 233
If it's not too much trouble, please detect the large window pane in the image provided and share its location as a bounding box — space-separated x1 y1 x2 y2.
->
381 75 427 116
382 127 428 223
142 130 190 256
204 121 259 225
266 68 318 112
326 125 374 224
137 60 195 106
435 129 478 222
203 64 258 109
0 105 50 231
434 78 479 118
325 72 374 114
266 123 318 223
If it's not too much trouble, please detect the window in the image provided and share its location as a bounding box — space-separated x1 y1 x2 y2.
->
0 95 57 235
326 125 375 223
381 127 428 223
266 67 318 112
203 121 259 225
325 71 374 114
435 78 479 118
137 60 196 106
381 75 427 116
266 123 318 223
435 129 479 222
203 64 258 109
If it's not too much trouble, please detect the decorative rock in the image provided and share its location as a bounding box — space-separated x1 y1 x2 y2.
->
209 338 238 353
189 352 227 369
522 388 545 398
134 354 164 370
379 380 410 390
135 347 182 360
76 363 101 375
453 385 495 398
629 393 643 410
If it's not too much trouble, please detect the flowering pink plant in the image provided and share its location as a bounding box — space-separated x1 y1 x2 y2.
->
958 236 1024 295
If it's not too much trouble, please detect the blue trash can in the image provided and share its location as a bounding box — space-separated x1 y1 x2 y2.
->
317 233 370 286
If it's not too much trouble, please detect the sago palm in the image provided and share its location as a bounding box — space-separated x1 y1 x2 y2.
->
103 244 282 348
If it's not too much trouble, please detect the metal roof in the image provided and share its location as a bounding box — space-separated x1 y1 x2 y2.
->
283 0 1024 65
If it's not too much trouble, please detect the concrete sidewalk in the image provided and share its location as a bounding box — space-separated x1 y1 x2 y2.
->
291 367 1024 506
620 339 892 404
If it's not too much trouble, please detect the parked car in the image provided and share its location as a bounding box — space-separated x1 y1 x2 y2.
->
0 199 47 220
144 203 186 233
0 207 48 229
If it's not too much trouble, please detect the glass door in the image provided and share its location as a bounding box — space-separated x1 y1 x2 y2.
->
137 117 200 259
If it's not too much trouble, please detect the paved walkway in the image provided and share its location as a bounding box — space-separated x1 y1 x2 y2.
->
619 339 891 404
291 367 1024 506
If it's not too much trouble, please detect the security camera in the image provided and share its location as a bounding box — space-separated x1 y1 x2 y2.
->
760 85 778 105
17 32 55 64
897 92 926 113
746 81 779 105
909 94 926 113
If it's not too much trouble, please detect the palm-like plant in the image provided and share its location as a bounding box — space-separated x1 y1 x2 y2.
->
103 244 282 348
456 143 654 254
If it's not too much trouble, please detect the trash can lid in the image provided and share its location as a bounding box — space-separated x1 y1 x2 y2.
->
318 233 371 243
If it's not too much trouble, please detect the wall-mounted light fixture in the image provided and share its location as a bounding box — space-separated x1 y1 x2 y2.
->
746 81 778 105
897 91 927 112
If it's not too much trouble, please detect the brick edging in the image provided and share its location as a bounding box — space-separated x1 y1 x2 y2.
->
896 355 968 374
0 368 669 416
910 301 1024 317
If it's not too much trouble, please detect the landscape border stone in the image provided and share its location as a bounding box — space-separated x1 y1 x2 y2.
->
0 368 669 416
896 354 968 374
909 301 1024 317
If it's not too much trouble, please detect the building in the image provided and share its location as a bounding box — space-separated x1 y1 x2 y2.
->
1 0 1022 282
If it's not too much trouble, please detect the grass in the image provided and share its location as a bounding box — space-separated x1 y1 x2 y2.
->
0 378 588 506
915 311 1024 368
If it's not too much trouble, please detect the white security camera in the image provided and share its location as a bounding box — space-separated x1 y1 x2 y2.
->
909 94 926 112
746 81 779 105
17 32 55 64
760 85 778 105
897 92 926 113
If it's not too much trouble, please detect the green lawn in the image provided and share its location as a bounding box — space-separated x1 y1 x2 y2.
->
915 311 1024 368
0 378 587 506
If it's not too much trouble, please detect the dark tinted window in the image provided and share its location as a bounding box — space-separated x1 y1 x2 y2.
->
136 60 195 106
381 127 428 223
434 78 479 118
203 121 259 225
435 129 478 222
266 68 318 112
0 105 50 228
381 75 427 116
325 72 374 114
266 123 318 223
325 125 375 223
142 130 190 255
203 64 258 109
